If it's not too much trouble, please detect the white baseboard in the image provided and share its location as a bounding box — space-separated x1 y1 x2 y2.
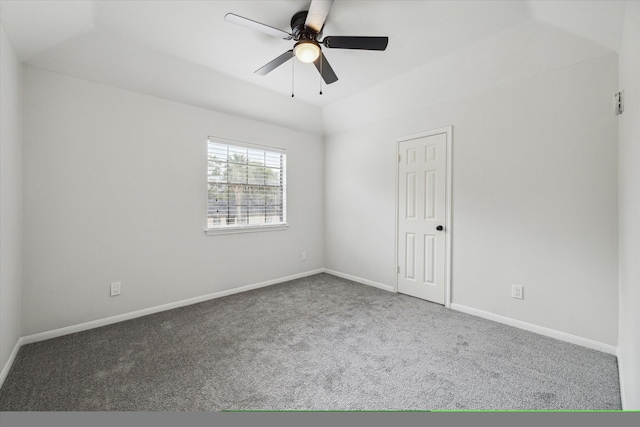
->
0 337 23 389
616 348 639 410
323 269 395 293
451 303 618 355
618 348 627 409
21 269 325 346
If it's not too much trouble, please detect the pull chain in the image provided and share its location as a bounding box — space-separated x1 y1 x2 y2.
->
291 58 295 98
319 54 323 95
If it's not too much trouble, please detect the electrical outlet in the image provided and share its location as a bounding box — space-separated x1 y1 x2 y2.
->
110 282 121 297
301 251 307 261
512 284 523 299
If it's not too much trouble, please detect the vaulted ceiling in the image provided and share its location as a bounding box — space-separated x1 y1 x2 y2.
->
0 1 627 134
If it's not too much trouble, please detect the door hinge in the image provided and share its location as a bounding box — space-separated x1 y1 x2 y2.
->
398 154 401 162
614 91 624 115
397 266 400 274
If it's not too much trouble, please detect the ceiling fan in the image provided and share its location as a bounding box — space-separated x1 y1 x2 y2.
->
224 0 389 85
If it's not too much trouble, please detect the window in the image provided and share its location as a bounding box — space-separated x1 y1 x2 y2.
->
206 137 287 234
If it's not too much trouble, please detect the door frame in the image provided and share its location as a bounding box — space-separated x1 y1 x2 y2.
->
394 126 453 308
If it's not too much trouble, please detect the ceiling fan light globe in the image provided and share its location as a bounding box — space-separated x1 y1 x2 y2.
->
294 41 320 63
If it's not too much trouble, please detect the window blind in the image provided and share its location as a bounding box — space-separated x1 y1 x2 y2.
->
207 137 287 230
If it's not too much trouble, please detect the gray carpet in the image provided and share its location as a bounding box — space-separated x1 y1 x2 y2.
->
0 273 621 411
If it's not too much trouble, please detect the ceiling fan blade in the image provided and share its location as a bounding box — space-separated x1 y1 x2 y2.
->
313 52 338 84
305 0 334 33
225 13 292 40
255 50 294 75
323 36 389 50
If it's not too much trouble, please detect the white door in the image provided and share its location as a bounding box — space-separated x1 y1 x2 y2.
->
397 128 450 305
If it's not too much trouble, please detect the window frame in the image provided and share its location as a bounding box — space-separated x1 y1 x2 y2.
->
205 136 288 235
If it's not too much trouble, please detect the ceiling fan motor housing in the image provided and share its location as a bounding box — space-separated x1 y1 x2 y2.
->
291 11 321 40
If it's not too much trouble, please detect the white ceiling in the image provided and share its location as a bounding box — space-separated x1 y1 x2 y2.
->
0 0 627 130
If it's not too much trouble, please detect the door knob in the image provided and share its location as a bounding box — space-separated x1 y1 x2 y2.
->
436 225 444 231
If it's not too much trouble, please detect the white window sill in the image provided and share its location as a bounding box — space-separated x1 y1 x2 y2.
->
204 224 289 236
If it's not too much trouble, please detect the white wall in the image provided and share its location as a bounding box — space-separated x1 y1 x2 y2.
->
323 20 613 136
21 66 324 336
0 25 23 381
28 29 325 136
617 1 640 410
325 52 619 346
